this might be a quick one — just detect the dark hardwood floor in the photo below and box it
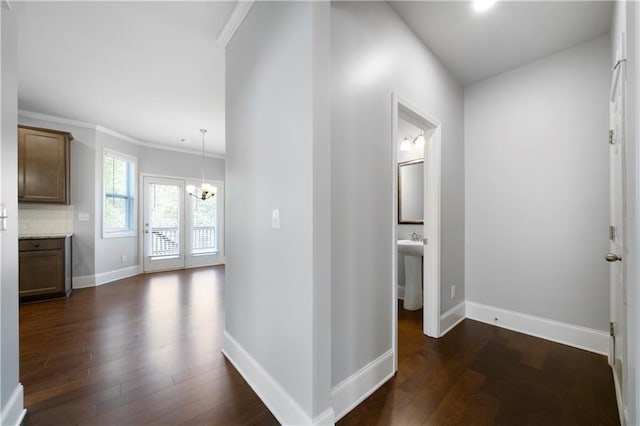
[21,267,619,425]
[20,266,278,425]
[339,304,620,425]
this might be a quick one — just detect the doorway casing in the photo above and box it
[391,93,442,371]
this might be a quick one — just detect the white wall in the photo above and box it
[331,1,465,387]
[612,1,640,423]
[465,35,610,331]
[224,1,331,422]
[0,4,24,424]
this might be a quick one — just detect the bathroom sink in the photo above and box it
[397,240,424,257]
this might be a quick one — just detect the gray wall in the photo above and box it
[138,146,225,181]
[464,35,610,331]
[225,1,331,419]
[1,4,21,419]
[331,1,465,386]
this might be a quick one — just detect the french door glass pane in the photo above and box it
[191,194,216,254]
[149,184,180,257]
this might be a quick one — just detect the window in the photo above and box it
[191,190,217,255]
[103,149,136,237]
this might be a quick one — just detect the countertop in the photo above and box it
[19,234,73,240]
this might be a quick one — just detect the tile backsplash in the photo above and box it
[18,204,74,236]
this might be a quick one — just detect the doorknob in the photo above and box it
[605,253,622,262]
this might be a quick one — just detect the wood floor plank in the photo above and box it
[339,302,619,426]
[20,266,278,425]
[21,267,619,425]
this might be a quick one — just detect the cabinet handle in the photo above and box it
[33,243,39,247]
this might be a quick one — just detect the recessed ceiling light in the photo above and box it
[473,0,497,12]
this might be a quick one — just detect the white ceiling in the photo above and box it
[390,1,613,86]
[15,1,235,156]
[16,1,613,156]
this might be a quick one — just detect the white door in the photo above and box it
[143,176,185,272]
[608,52,626,410]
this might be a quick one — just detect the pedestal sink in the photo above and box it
[398,240,424,311]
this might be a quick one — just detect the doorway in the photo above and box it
[142,175,223,273]
[392,94,441,370]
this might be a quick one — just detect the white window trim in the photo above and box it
[102,148,138,239]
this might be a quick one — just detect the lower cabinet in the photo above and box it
[19,236,72,302]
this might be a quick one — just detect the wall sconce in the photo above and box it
[400,130,425,152]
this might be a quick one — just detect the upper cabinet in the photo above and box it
[18,125,72,204]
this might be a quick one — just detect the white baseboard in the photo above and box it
[397,286,404,300]
[72,274,96,289]
[440,301,465,337]
[313,408,335,426]
[612,366,628,426]
[331,349,394,423]
[466,301,609,355]
[222,331,315,425]
[0,383,26,426]
[73,265,140,288]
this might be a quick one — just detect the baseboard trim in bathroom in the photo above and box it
[221,331,314,425]
[465,301,609,355]
[397,286,404,300]
[439,301,465,337]
[331,349,394,423]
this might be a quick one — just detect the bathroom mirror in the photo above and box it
[398,159,424,224]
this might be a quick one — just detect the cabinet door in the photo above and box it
[18,127,70,203]
[19,250,65,297]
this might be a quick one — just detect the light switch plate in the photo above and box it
[271,208,280,229]
[78,213,90,222]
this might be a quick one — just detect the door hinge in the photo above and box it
[609,129,616,145]
[610,321,616,337]
[609,225,617,241]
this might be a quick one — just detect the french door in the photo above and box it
[142,175,221,273]
[143,177,185,272]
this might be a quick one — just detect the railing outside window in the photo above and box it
[151,227,179,256]
[192,226,216,254]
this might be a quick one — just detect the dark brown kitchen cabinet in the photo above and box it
[18,125,72,204]
[19,236,72,302]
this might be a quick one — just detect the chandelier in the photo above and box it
[186,129,215,201]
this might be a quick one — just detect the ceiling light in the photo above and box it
[186,129,215,201]
[473,0,497,12]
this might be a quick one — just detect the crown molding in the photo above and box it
[216,0,255,49]
[97,125,225,159]
[18,109,95,130]
[18,110,225,159]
